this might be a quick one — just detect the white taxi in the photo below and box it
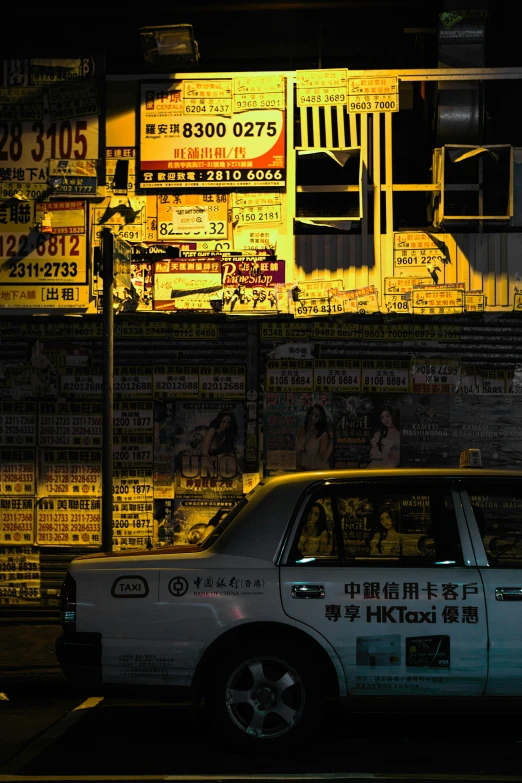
[57,462,522,749]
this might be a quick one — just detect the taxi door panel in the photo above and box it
[280,481,488,697]
[281,565,487,696]
[462,484,522,695]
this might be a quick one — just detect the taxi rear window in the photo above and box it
[288,481,464,567]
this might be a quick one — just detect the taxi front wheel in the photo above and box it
[206,643,325,749]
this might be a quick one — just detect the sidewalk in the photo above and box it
[0,624,67,694]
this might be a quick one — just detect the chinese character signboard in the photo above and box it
[139,80,286,188]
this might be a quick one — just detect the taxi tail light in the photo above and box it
[60,572,76,632]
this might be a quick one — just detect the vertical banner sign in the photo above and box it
[296,69,348,107]
[348,76,399,113]
[139,80,285,188]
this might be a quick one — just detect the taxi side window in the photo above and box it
[337,488,463,566]
[469,488,522,567]
[292,496,339,563]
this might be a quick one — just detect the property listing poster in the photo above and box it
[173,401,246,495]
[0,546,41,604]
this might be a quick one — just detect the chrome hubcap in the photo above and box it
[225,656,305,738]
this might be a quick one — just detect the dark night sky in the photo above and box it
[2,0,519,76]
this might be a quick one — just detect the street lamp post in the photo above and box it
[101,227,114,552]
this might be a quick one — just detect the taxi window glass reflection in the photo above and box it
[337,490,462,565]
[295,496,338,561]
[469,489,522,567]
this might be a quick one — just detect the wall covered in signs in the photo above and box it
[2,59,522,609]
[2,314,522,607]
[2,65,522,319]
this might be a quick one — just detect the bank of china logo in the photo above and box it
[168,576,189,597]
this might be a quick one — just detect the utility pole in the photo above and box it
[101,227,114,551]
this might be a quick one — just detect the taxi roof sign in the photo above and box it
[459,448,483,468]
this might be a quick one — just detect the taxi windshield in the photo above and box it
[198,479,264,549]
[199,497,248,549]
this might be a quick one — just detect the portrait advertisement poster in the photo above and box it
[154,498,239,546]
[173,401,245,496]
[449,395,522,468]
[400,394,451,467]
[332,394,403,470]
[264,392,334,475]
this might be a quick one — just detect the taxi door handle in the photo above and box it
[495,587,522,601]
[292,584,325,599]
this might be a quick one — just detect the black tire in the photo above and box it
[205,642,325,751]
